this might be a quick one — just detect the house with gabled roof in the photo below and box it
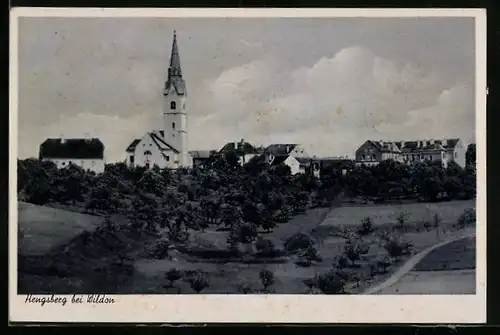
[219,139,261,165]
[125,130,182,169]
[39,137,105,173]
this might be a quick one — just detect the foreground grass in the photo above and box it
[18,199,476,294]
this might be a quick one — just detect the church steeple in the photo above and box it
[164,30,186,96]
[169,31,182,77]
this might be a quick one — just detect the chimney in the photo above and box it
[430,139,434,145]
[60,134,65,144]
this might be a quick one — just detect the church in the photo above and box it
[125,31,192,169]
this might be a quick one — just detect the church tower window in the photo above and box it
[172,122,176,129]
[170,101,176,110]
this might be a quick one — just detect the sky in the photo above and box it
[17,17,476,162]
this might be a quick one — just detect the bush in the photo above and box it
[237,283,255,294]
[343,243,364,266]
[334,254,349,269]
[316,270,345,294]
[357,217,374,236]
[457,208,476,228]
[255,238,276,256]
[296,246,322,267]
[284,233,316,252]
[147,237,171,260]
[165,268,182,287]
[259,269,275,291]
[433,213,442,229]
[375,256,392,274]
[184,271,209,294]
[396,212,409,229]
[384,237,413,261]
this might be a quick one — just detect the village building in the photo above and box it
[125,31,191,169]
[355,138,467,168]
[219,140,262,166]
[189,150,214,168]
[39,137,105,173]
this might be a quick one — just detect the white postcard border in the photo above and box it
[9,7,487,324]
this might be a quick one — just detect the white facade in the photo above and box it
[43,158,105,174]
[126,131,180,169]
[163,85,189,167]
[283,156,302,175]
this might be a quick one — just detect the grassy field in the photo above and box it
[17,199,476,294]
[17,202,103,256]
[320,200,476,228]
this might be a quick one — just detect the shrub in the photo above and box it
[237,283,255,294]
[184,271,209,294]
[284,233,315,252]
[343,243,362,266]
[433,213,442,229]
[303,278,317,292]
[147,237,171,260]
[316,270,345,294]
[357,217,374,236]
[296,246,323,267]
[259,269,275,291]
[396,212,409,229]
[384,237,413,261]
[376,256,392,274]
[334,254,349,269]
[457,208,476,228]
[255,238,276,256]
[165,268,182,287]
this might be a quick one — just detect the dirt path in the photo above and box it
[365,234,476,294]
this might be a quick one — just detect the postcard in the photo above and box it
[9,7,487,323]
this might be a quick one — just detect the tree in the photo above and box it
[259,269,275,292]
[343,243,361,266]
[357,217,374,236]
[466,143,476,167]
[316,270,345,294]
[165,268,182,287]
[184,271,209,294]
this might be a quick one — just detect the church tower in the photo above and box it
[163,31,190,167]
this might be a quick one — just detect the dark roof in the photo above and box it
[149,132,179,153]
[39,138,104,159]
[265,144,298,156]
[270,155,290,166]
[164,31,186,96]
[220,141,259,154]
[189,150,213,159]
[126,139,141,152]
[125,131,179,154]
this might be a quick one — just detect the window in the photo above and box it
[429,156,433,161]
[170,101,176,110]
[92,160,95,166]
[454,152,458,158]
[361,155,365,160]
[144,150,152,156]
[372,154,376,160]
[172,122,176,129]
[130,155,134,164]
[62,162,66,166]
[145,163,150,169]
[166,156,170,162]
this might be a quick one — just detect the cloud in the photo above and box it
[191,45,474,157]
[18,45,474,162]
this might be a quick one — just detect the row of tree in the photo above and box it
[17,146,476,248]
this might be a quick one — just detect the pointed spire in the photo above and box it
[169,30,182,77]
[164,30,186,96]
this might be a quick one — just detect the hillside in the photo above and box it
[18,202,104,256]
